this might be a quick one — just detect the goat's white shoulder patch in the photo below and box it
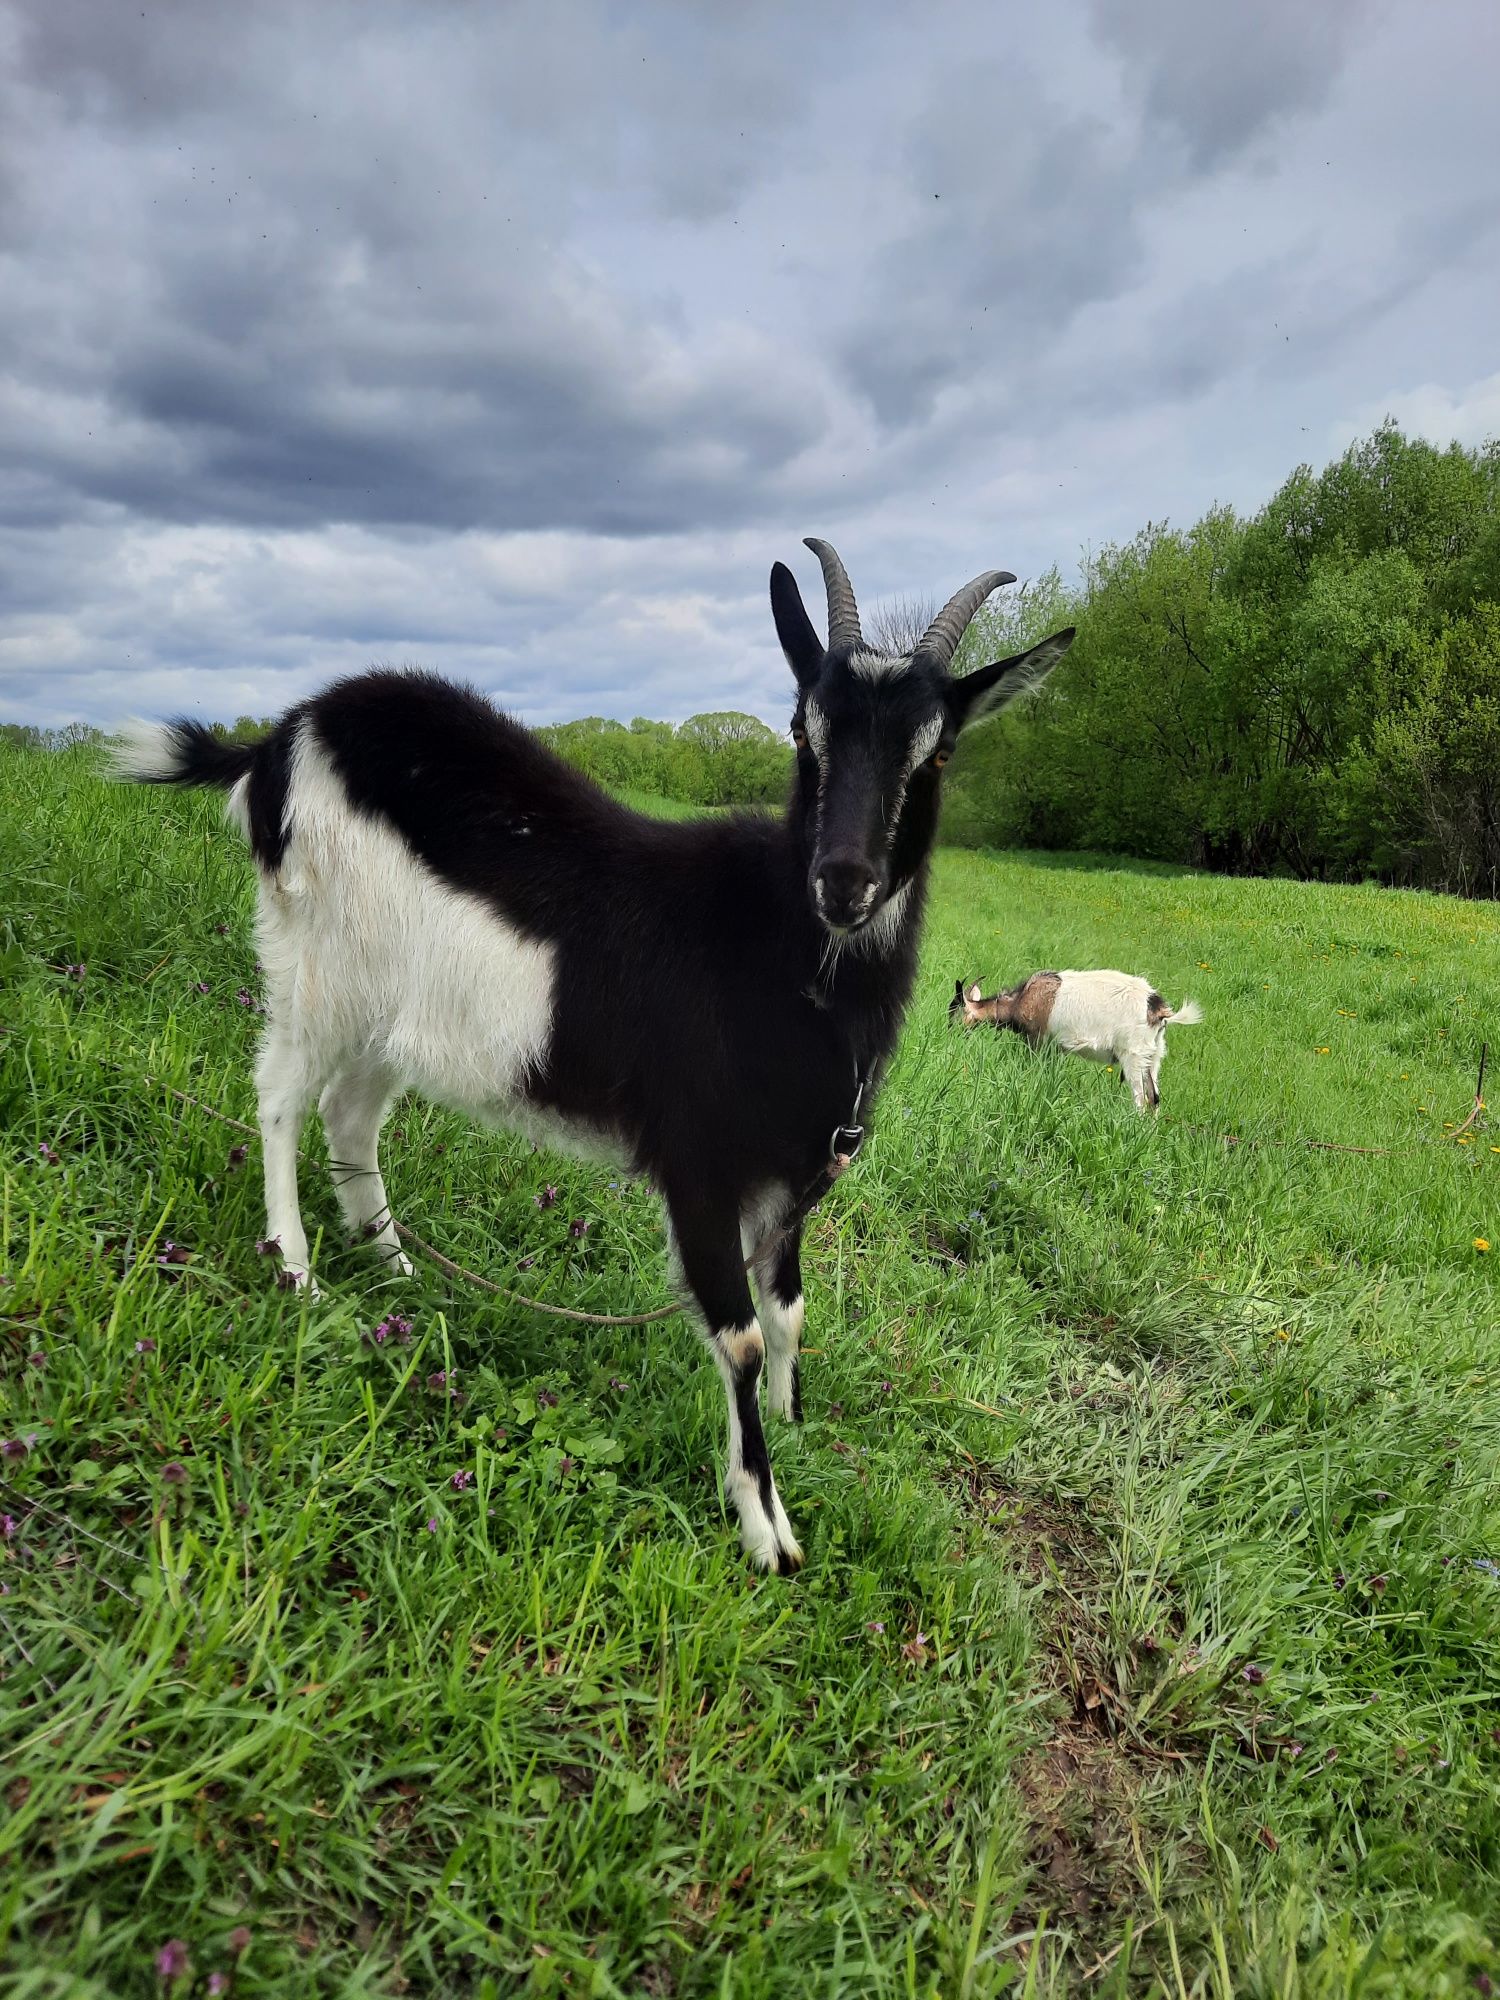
[259,724,557,1114]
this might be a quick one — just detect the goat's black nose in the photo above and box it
[813,852,881,928]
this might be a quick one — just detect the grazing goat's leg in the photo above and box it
[255,1023,320,1291]
[1145,1052,1163,1111]
[1120,1049,1152,1112]
[753,1219,806,1424]
[671,1183,803,1574]
[320,1059,413,1274]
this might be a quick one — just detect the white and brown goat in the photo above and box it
[950,971,1201,1110]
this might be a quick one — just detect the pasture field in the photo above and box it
[2,741,1498,1998]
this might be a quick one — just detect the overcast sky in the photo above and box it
[2,0,1497,731]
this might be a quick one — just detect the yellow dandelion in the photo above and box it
[1315,1046,1330,1055]
[1197,961,1211,970]
[1475,1238,1491,1254]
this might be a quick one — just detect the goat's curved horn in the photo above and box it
[803,538,863,655]
[913,569,1017,674]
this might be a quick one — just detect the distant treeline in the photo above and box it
[9,424,1497,893]
[943,422,1500,897]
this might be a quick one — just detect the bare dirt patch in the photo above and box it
[953,1467,1191,1971]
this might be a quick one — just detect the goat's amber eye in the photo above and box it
[930,749,951,769]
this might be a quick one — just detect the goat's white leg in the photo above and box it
[671,1185,803,1573]
[751,1217,805,1423]
[1120,1049,1152,1112]
[320,1060,413,1274]
[256,1024,321,1293]
[1145,1052,1163,1111]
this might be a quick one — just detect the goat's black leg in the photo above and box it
[752,1217,805,1424]
[667,1183,803,1574]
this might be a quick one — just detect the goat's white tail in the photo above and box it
[110,718,258,792]
[1169,998,1203,1027]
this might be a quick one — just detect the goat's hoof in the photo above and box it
[739,1518,804,1575]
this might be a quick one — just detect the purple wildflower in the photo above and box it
[568,1218,589,1239]
[558,1457,576,1476]
[866,1620,885,1634]
[374,1314,413,1343]
[64,962,86,981]
[534,1184,559,1210]
[157,1241,191,1267]
[227,1145,247,1169]
[207,1975,229,1997]
[235,987,256,1009]
[229,1928,251,1956]
[426,1517,439,1533]
[37,1142,60,1166]
[517,1257,535,1271]
[161,1461,190,1486]
[426,1370,449,1392]
[1,1516,16,1540]
[450,1469,474,1491]
[195,981,211,996]
[1,1439,28,1463]
[608,1377,629,1393]
[26,1351,44,1369]
[214,922,229,935]
[536,1389,559,1410]
[255,1236,281,1259]
[156,1939,190,1981]
[1242,1664,1266,1685]
[135,1337,158,1355]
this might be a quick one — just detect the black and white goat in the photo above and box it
[950,971,1202,1109]
[118,541,1073,1572]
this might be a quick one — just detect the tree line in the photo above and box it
[944,422,1500,897]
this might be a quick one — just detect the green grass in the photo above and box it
[2,743,1498,1998]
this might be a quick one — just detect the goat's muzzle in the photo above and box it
[811,849,882,933]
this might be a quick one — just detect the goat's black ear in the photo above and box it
[953,978,965,1001]
[951,627,1075,730]
[770,561,825,689]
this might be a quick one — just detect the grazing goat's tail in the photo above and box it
[110,719,258,792]
[1169,998,1203,1027]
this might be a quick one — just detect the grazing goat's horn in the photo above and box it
[913,570,1017,674]
[803,538,863,655]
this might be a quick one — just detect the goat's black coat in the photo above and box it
[169,668,923,1216]
[141,547,1074,1572]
